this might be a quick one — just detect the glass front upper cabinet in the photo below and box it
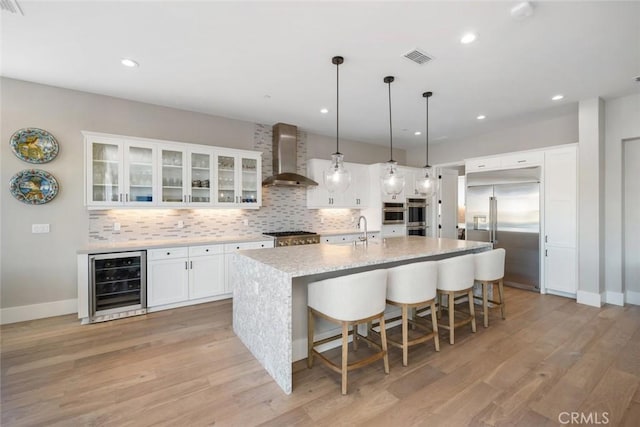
[189,151,213,205]
[159,148,185,204]
[90,140,122,205]
[240,156,259,205]
[124,144,155,204]
[217,155,236,204]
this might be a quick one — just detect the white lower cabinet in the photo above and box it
[224,240,274,293]
[321,232,380,244]
[147,244,225,308]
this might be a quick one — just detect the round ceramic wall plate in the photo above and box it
[9,169,59,205]
[10,128,59,163]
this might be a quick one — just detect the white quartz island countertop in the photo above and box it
[237,236,491,277]
[232,236,492,395]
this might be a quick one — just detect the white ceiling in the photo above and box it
[2,1,639,149]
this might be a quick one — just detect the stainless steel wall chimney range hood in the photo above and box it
[262,123,319,187]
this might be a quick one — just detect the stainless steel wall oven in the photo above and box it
[382,202,406,224]
[89,251,147,322]
[406,198,428,236]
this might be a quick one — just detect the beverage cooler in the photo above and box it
[89,251,147,322]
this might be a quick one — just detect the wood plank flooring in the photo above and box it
[2,288,639,426]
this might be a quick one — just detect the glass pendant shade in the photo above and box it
[324,153,351,193]
[381,161,405,195]
[415,166,435,196]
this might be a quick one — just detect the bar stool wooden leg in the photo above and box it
[430,302,440,352]
[448,292,455,345]
[353,324,359,351]
[379,315,390,374]
[498,279,506,319]
[401,305,409,367]
[307,307,314,368]
[482,281,489,328]
[468,289,477,333]
[341,322,349,395]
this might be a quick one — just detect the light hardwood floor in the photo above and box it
[2,288,639,426]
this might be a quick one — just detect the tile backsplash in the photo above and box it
[88,124,360,242]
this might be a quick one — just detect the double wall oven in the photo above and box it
[383,198,430,236]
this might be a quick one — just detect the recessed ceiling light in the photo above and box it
[320,108,329,114]
[460,33,477,44]
[414,131,422,136]
[551,94,564,101]
[121,58,139,68]
[477,115,486,120]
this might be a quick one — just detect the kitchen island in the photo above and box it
[231,236,491,394]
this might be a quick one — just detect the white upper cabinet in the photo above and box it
[216,150,261,208]
[465,151,543,173]
[86,134,157,207]
[306,159,370,208]
[84,132,261,209]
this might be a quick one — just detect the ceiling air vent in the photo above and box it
[1,0,24,15]
[403,48,433,65]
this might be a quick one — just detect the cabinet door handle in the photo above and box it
[545,249,548,257]
[478,165,485,168]
[189,195,192,203]
[190,261,193,269]
[166,252,171,255]
[185,261,188,269]
[126,193,129,202]
[517,160,526,163]
[119,193,123,202]
[205,248,209,252]
[545,235,548,243]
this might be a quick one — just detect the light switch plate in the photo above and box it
[113,222,121,231]
[32,224,50,233]
[177,220,184,228]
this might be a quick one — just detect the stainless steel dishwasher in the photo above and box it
[89,251,147,322]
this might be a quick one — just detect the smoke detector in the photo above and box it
[403,48,433,65]
[511,2,534,20]
[1,0,24,15]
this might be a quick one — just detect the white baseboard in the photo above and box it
[0,299,77,325]
[626,290,640,306]
[604,291,625,306]
[576,290,603,308]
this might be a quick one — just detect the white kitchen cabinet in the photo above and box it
[306,159,369,208]
[147,245,225,308]
[465,150,543,173]
[224,240,274,293]
[437,168,459,239]
[188,245,225,299]
[147,248,190,307]
[544,145,577,295]
[84,131,261,209]
[321,231,380,244]
[85,133,157,207]
[381,224,406,237]
[216,150,262,208]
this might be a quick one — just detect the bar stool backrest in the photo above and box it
[387,261,438,304]
[437,254,475,292]
[474,248,506,282]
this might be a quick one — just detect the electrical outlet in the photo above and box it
[320,217,325,224]
[351,216,355,223]
[113,222,121,231]
[32,224,50,233]
[177,220,184,229]
[243,219,249,226]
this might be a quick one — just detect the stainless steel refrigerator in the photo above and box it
[466,167,540,291]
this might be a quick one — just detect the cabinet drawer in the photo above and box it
[189,245,224,257]
[224,240,273,252]
[322,234,356,244]
[148,247,188,260]
[500,152,543,168]
[465,157,501,172]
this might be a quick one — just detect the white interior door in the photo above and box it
[624,138,640,296]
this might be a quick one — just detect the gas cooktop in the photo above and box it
[263,231,320,246]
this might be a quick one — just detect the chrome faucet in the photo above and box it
[357,215,368,245]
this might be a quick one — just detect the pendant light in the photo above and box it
[415,91,436,196]
[381,76,405,196]
[323,56,351,193]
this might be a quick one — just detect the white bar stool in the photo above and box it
[437,254,477,345]
[307,269,390,395]
[384,261,440,366]
[474,248,506,328]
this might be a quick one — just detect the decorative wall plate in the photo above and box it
[10,128,59,163]
[9,169,59,204]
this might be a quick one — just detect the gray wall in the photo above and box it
[406,111,579,166]
[604,93,640,296]
[0,78,397,310]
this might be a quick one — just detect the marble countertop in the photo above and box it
[77,234,275,254]
[238,236,491,277]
